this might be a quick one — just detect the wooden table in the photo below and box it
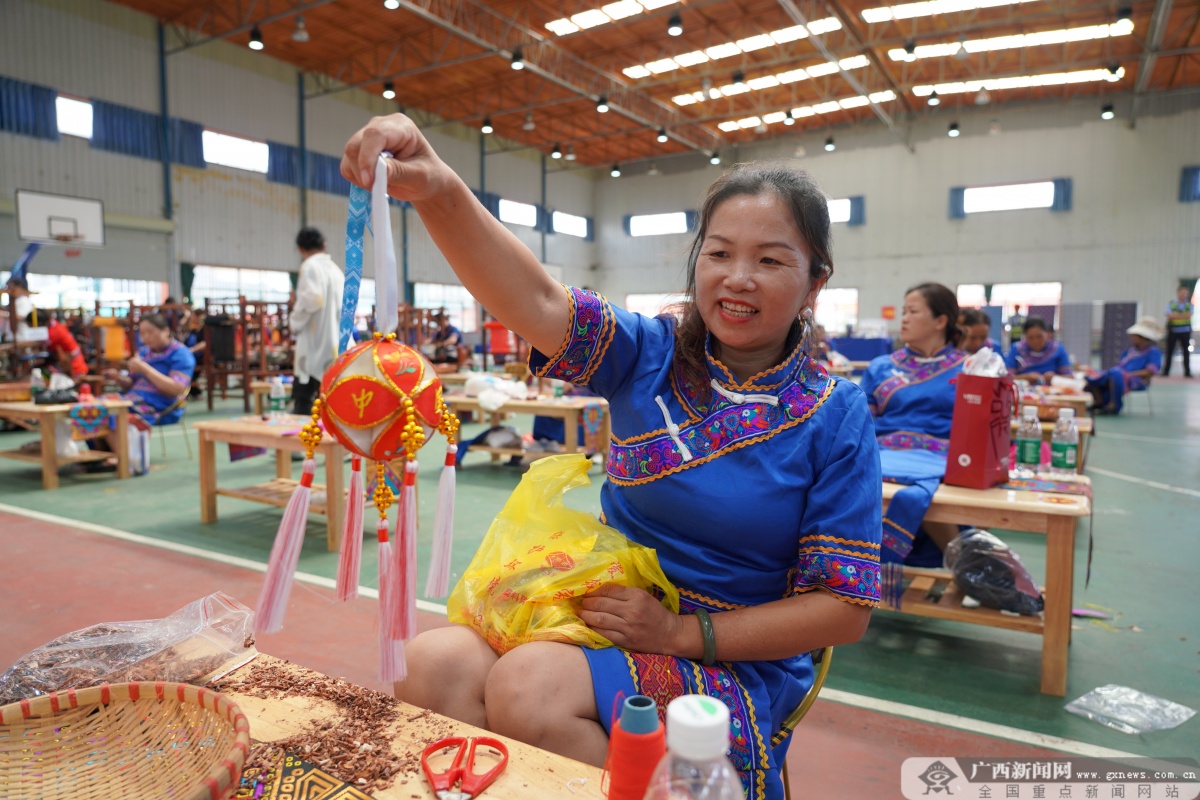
[222,656,604,799]
[1009,416,1095,469]
[437,372,471,391]
[194,416,347,551]
[881,478,1090,696]
[443,394,611,468]
[0,399,131,489]
[1028,389,1092,415]
[248,381,293,417]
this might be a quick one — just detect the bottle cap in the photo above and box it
[619,695,659,735]
[1057,407,1074,419]
[1022,405,1038,419]
[665,694,730,761]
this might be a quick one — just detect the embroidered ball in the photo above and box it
[320,336,445,461]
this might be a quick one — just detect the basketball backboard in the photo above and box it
[15,189,105,247]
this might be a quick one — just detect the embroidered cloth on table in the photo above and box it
[999,477,1093,498]
[878,447,947,565]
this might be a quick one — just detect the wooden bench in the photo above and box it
[881,478,1090,696]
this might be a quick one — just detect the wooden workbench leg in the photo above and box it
[490,412,503,463]
[199,431,218,523]
[325,447,345,552]
[563,410,580,456]
[40,412,60,490]
[255,391,264,418]
[276,448,292,479]
[114,408,130,480]
[1041,516,1077,696]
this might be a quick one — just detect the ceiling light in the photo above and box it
[955,37,969,59]
[904,40,916,62]
[480,116,493,134]
[702,77,720,100]
[522,113,535,131]
[1107,63,1121,78]
[610,163,621,177]
[551,143,562,159]
[291,15,309,42]
[1117,5,1132,21]
[824,136,835,152]
[948,121,960,137]
[988,118,1002,135]
[248,25,264,50]
[656,127,668,143]
[667,13,683,36]
[914,66,1127,97]
[647,163,660,176]
[1101,103,1115,120]
[783,110,796,125]
[384,0,400,7]
[709,151,720,165]
[511,47,525,70]
[565,146,576,161]
[596,95,609,113]
[975,88,991,105]
[733,70,746,87]
[382,81,395,100]
[928,90,941,106]
[861,0,1038,24]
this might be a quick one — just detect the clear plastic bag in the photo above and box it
[943,529,1044,616]
[0,592,257,703]
[1065,685,1197,734]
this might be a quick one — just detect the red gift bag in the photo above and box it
[944,374,1014,490]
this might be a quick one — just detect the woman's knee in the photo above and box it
[394,626,496,705]
[483,643,595,739]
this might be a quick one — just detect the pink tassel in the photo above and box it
[335,456,365,601]
[379,633,407,683]
[255,459,314,635]
[425,444,458,597]
[377,519,406,679]
[395,460,419,640]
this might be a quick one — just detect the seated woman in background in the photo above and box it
[430,315,462,364]
[957,308,994,355]
[859,283,965,565]
[1085,316,1163,414]
[1004,317,1072,383]
[103,313,196,427]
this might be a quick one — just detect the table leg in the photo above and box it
[490,411,503,463]
[114,407,130,480]
[562,409,581,456]
[39,411,60,490]
[199,430,218,523]
[255,391,264,417]
[1041,515,1077,696]
[276,448,292,479]
[324,446,345,552]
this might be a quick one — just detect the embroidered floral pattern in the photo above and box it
[876,431,950,456]
[789,543,881,606]
[873,347,966,414]
[534,287,615,384]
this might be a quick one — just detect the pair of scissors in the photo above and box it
[420,736,510,800]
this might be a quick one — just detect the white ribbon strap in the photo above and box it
[709,379,780,406]
[654,395,693,462]
[372,152,399,336]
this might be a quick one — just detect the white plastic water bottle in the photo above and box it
[1050,407,1079,476]
[269,376,286,418]
[1015,405,1042,477]
[643,695,745,800]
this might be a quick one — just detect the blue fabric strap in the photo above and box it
[340,185,370,354]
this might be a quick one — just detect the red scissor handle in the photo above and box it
[422,736,469,793]
[458,737,509,797]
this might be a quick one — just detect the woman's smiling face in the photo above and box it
[695,191,819,370]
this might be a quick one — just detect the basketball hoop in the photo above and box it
[54,233,83,258]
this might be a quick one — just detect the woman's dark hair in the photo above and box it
[674,161,833,389]
[906,282,961,348]
[958,308,989,327]
[1023,316,1050,333]
[296,227,325,251]
[140,313,171,332]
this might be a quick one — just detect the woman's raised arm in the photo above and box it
[342,114,571,358]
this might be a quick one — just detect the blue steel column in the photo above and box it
[157,23,172,222]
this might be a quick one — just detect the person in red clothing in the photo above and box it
[29,313,88,379]
[482,309,517,366]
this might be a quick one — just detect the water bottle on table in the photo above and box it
[1014,405,1042,478]
[269,376,286,418]
[1049,407,1079,476]
[643,694,745,800]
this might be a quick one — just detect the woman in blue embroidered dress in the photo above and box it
[859,284,965,564]
[342,115,881,800]
[1085,316,1163,414]
[1004,317,1072,384]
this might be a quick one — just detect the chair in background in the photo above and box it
[777,647,833,800]
[1124,383,1154,415]
[142,394,194,460]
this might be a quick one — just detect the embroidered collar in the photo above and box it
[704,329,806,392]
[890,344,960,372]
[1017,340,1056,361]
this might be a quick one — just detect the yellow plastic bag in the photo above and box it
[448,454,679,654]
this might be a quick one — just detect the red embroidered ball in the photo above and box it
[320,336,445,461]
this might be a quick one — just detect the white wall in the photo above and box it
[596,101,1200,325]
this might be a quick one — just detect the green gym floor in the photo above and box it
[1,375,1197,794]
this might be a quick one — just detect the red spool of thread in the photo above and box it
[604,694,666,800]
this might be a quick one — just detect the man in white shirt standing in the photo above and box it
[291,227,343,417]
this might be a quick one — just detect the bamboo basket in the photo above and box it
[0,681,250,800]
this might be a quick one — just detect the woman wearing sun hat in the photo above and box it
[1084,315,1164,414]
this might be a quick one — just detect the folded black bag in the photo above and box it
[34,389,79,405]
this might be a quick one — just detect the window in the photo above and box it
[55,96,92,139]
[552,210,589,238]
[964,181,1054,213]
[813,287,859,337]
[628,211,689,237]
[498,198,538,228]
[956,281,1062,326]
[202,130,269,173]
[414,282,478,333]
[827,198,851,224]
[0,272,166,310]
[625,292,687,318]
[191,265,292,306]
